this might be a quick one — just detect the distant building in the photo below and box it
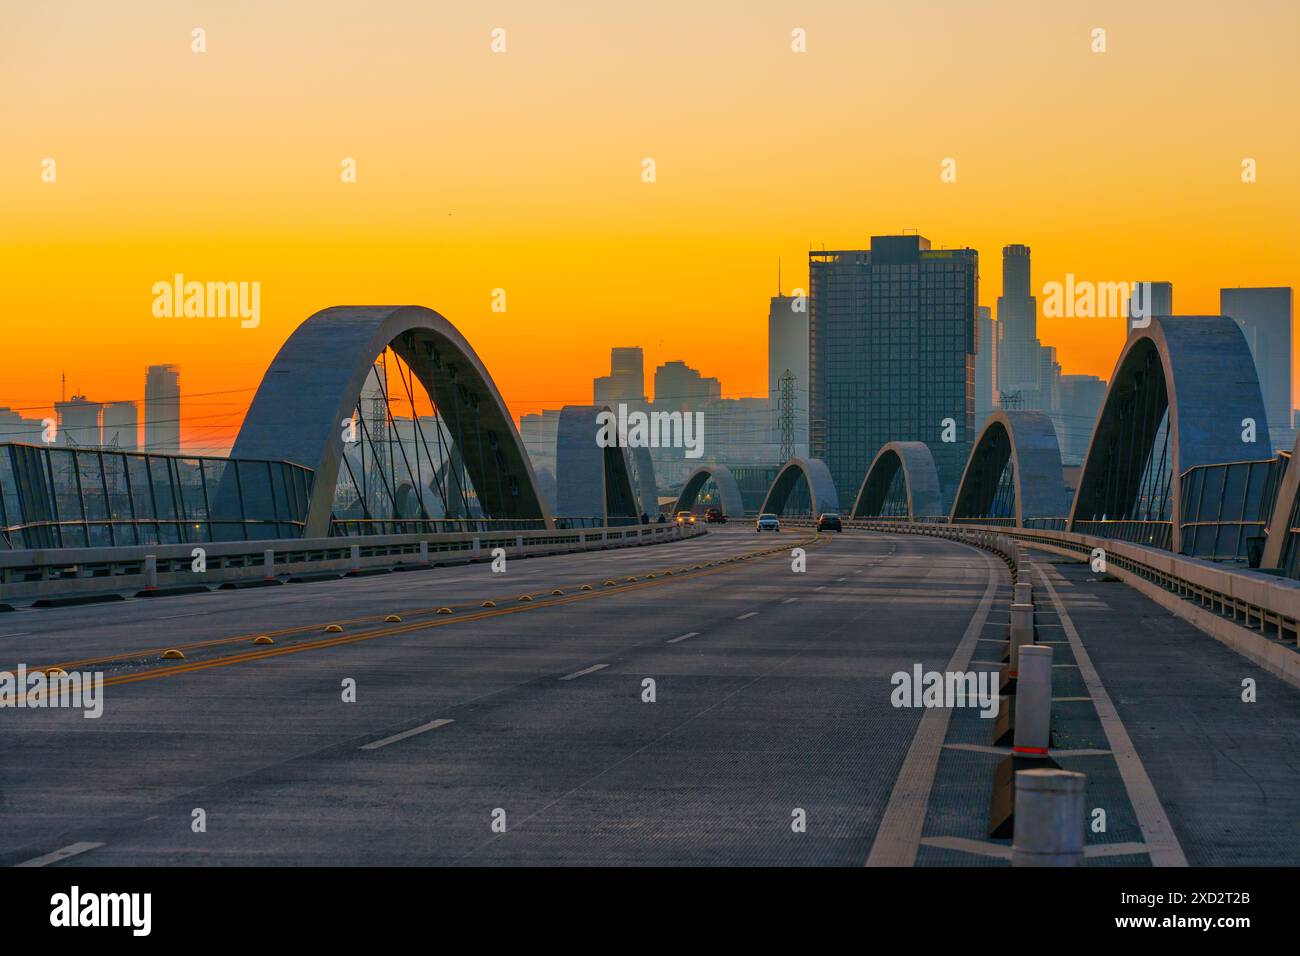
[55,395,101,448]
[996,244,1059,415]
[1125,281,1173,340]
[809,234,978,499]
[768,294,809,458]
[519,408,561,475]
[0,407,45,444]
[144,364,181,454]
[1056,374,1107,465]
[975,306,998,429]
[1221,287,1294,451]
[102,401,139,451]
[653,360,720,410]
[593,347,647,407]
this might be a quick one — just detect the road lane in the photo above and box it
[0,529,999,866]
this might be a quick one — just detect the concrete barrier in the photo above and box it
[0,523,705,604]
[1014,645,1052,755]
[1009,603,1034,674]
[1011,769,1086,867]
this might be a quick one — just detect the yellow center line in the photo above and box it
[95,534,821,688]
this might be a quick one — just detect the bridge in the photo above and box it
[3,306,1300,868]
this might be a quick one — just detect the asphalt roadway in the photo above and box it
[3,525,1299,866]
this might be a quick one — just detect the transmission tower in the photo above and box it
[778,369,796,463]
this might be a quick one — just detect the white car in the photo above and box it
[755,513,780,532]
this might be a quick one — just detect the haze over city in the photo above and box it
[3,0,1298,454]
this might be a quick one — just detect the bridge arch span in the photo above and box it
[759,457,840,517]
[230,305,552,536]
[674,464,745,518]
[1069,315,1268,552]
[554,405,640,524]
[950,411,1066,525]
[851,441,943,519]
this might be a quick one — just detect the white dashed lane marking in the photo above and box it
[558,663,608,681]
[16,842,105,867]
[361,718,455,751]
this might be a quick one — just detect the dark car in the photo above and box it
[817,512,843,532]
[704,508,727,524]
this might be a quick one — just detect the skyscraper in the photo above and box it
[768,293,809,458]
[102,401,139,451]
[1221,287,1294,449]
[593,347,647,407]
[808,234,978,499]
[144,364,181,454]
[975,305,998,428]
[996,244,1037,400]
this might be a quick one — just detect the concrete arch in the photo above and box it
[951,410,1067,524]
[1070,315,1269,552]
[230,306,552,536]
[674,463,745,518]
[628,445,659,518]
[759,457,841,516]
[851,441,943,519]
[554,405,640,523]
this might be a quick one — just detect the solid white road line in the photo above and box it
[736,611,757,620]
[16,841,105,867]
[865,547,999,868]
[667,632,700,644]
[558,663,608,681]
[1036,564,1188,867]
[360,718,455,751]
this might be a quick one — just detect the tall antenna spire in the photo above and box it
[777,257,782,297]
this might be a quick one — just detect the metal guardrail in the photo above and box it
[0,522,704,604]
[831,517,1300,653]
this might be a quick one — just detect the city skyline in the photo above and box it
[4,1,1299,452]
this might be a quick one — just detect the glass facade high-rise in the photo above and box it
[808,234,978,501]
[144,364,181,454]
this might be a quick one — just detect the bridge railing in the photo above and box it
[0,521,703,605]
[835,516,1300,682]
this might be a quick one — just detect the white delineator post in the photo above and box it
[1014,644,1052,755]
[1011,768,1086,867]
[350,544,360,574]
[1015,581,1032,605]
[1009,602,1034,675]
[472,537,481,560]
[263,548,275,582]
[143,554,158,591]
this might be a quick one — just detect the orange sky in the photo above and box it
[2,0,1297,453]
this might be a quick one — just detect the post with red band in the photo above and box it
[1014,644,1052,755]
